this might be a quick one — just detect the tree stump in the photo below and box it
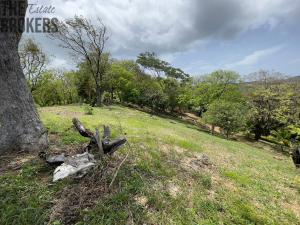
[72,118,127,156]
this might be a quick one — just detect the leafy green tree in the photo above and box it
[32,71,63,106]
[137,52,189,79]
[289,80,300,126]
[75,67,96,104]
[117,60,143,76]
[114,60,143,103]
[136,76,167,110]
[75,53,111,105]
[178,81,196,111]
[191,70,243,116]
[136,52,169,77]
[162,78,181,112]
[59,71,79,104]
[32,70,79,106]
[163,66,189,80]
[203,100,247,138]
[104,60,135,103]
[247,84,293,140]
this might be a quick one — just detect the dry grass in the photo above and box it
[48,154,126,225]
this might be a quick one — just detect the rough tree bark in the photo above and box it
[95,85,103,107]
[0,0,48,153]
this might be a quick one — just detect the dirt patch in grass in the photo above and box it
[160,144,187,154]
[282,201,300,220]
[0,151,36,175]
[134,195,148,207]
[167,182,181,197]
[180,152,213,172]
[152,180,164,191]
[49,134,61,145]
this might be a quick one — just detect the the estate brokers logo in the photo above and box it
[0,0,58,33]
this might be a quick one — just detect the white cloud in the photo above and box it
[225,45,284,68]
[183,59,214,74]
[21,0,299,74]
[25,0,299,56]
[290,58,300,64]
[47,57,74,70]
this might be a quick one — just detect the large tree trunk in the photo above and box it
[95,85,103,106]
[253,124,263,140]
[110,88,114,103]
[0,0,48,153]
[254,131,261,141]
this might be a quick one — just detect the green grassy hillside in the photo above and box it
[1,105,300,225]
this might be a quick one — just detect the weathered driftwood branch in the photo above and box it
[72,118,126,155]
[95,128,104,156]
[72,118,94,138]
[46,154,66,165]
[103,125,111,141]
[43,118,127,169]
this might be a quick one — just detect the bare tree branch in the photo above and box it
[48,16,110,106]
[19,39,48,92]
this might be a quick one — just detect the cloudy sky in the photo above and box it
[24,0,300,76]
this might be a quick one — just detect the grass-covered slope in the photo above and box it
[1,105,300,225]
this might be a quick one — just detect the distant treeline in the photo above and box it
[19,32,300,145]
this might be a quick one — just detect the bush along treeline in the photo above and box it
[19,20,300,145]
